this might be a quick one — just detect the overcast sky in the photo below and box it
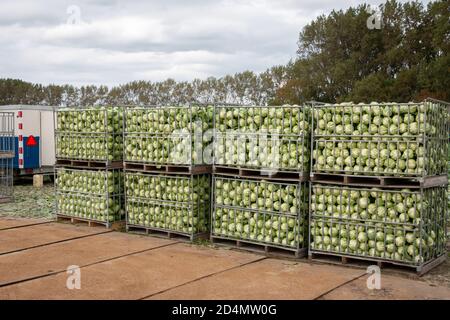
[0,0,429,87]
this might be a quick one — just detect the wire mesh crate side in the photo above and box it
[309,182,447,266]
[55,132,123,162]
[123,105,213,166]
[55,167,124,196]
[56,192,123,223]
[309,216,442,266]
[310,183,447,227]
[211,176,308,249]
[311,99,450,177]
[55,107,124,162]
[214,105,311,136]
[124,171,211,235]
[311,136,446,177]
[0,157,13,199]
[213,132,310,172]
[0,112,15,153]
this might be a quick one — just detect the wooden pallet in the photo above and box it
[0,151,14,159]
[56,159,123,169]
[126,224,208,242]
[56,214,125,230]
[124,162,212,175]
[309,251,447,276]
[213,165,308,182]
[311,173,448,188]
[210,235,306,258]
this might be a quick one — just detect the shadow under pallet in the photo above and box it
[126,224,209,242]
[210,235,307,259]
[311,173,448,188]
[308,250,447,276]
[213,165,308,182]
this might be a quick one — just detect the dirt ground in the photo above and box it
[0,182,54,219]
[0,217,448,300]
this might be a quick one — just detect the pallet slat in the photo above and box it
[56,214,125,230]
[126,224,208,241]
[124,162,212,175]
[311,173,448,188]
[213,165,308,182]
[56,159,123,169]
[309,251,447,275]
[211,235,306,258]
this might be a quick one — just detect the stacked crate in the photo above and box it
[123,106,213,240]
[309,99,449,273]
[0,112,14,203]
[54,107,125,228]
[211,105,311,257]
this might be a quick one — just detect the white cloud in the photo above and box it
[0,0,431,86]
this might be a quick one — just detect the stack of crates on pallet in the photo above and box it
[123,106,213,240]
[0,112,14,203]
[309,99,449,273]
[54,107,125,228]
[211,105,311,257]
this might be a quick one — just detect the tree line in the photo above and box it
[0,0,448,107]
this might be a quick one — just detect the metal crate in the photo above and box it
[55,107,124,162]
[309,183,447,269]
[125,172,211,238]
[55,167,124,226]
[211,176,309,252]
[311,99,450,177]
[0,112,14,203]
[124,105,213,166]
[214,105,311,173]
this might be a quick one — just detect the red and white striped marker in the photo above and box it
[17,111,24,169]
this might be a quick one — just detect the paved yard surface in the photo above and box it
[0,217,448,300]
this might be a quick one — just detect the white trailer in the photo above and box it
[0,105,55,175]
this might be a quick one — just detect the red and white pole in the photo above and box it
[17,111,24,169]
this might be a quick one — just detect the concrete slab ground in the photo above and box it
[148,258,366,300]
[0,232,176,286]
[0,217,50,230]
[0,243,263,300]
[0,223,108,255]
[0,218,448,300]
[320,274,450,300]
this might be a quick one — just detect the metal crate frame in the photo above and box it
[124,171,211,238]
[0,112,14,203]
[211,175,309,252]
[213,105,311,174]
[309,183,447,269]
[54,107,124,163]
[123,105,213,166]
[311,98,450,177]
[55,167,124,227]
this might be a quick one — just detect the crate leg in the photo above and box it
[341,256,348,264]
